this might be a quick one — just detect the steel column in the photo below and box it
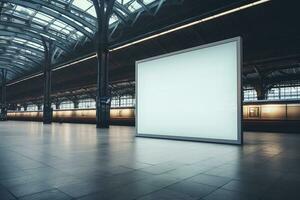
[42,38,54,124]
[93,0,115,128]
[96,48,110,128]
[0,69,7,121]
[55,103,60,110]
[73,100,79,109]
[254,82,268,100]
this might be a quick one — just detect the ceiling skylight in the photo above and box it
[0,0,165,81]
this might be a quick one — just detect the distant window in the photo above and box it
[51,104,56,110]
[111,96,120,108]
[267,88,280,100]
[111,95,135,108]
[27,104,38,111]
[244,89,257,101]
[280,86,300,99]
[267,83,300,100]
[78,99,96,109]
[60,101,74,110]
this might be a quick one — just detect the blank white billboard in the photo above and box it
[136,37,242,144]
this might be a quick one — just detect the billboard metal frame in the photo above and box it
[135,37,243,145]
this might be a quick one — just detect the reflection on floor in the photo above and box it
[0,121,299,200]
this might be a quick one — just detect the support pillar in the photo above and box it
[73,100,79,109]
[23,104,28,111]
[253,67,268,100]
[0,69,7,121]
[55,103,60,110]
[37,104,42,111]
[93,0,115,128]
[96,48,111,128]
[42,38,54,124]
[254,83,268,100]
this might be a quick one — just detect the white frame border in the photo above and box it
[135,37,243,145]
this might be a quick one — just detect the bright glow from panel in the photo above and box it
[136,38,241,143]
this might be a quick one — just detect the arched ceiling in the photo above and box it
[0,0,167,80]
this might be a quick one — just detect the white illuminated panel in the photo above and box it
[136,38,242,144]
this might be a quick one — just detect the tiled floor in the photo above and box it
[0,121,300,200]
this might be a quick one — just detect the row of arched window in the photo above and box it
[244,84,300,101]
[19,95,136,111]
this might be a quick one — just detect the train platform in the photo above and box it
[0,121,299,199]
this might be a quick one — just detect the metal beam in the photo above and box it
[1,0,94,39]
[25,0,96,31]
[114,1,133,17]
[0,42,44,57]
[136,0,151,14]
[0,54,40,67]
[0,59,31,73]
[0,69,7,121]
[0,53,41,66]
[0,19,75,48]
[0,29,69,52]
[154,0,165,15]
[0,66,21,76]
[50,0,97,22]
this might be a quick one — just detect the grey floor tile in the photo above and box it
[108,182,161,200]
[77,193,109,200]
[7,181,54,198]
[0,174,45,188]
[0,170,30,180]
[137,189,198,200]
[0,186,16,200]
[18,189,72,200]
[188,174,232,187]
[140,161,185,175]
[221,180,271,196]
[1,122,300,200]
[166,164,210,179]
[138,174,180,188]
[261,179,300,200]
[166,180,217,198]
[203,188,259,200]
[57,181,103,198]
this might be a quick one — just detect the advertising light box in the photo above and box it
[136,37,242,144]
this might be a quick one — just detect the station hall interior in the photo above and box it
[1,0,300,200]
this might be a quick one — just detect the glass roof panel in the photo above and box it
[35,12,54,22]
[0,0,165,81]
[72,0,93,11]
[50,24,63,32]
[118,0,131,4]
[13,38,27,44]
[52,20,68,28]
[32,18,48,26]
[144,0,156,5]
[109,14,119,25]
[128,2,142,12]
[86,7,97,17]
[15,5,35,16]
[60,28,71,35]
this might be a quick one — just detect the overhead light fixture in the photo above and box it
[53,54,97,71]
[7,0,270,86]
[7,54,97,86]
[7,73,43,86]
[109,0,271,51]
